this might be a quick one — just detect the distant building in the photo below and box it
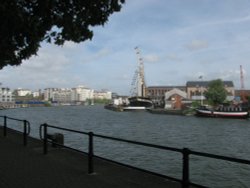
[147,80,235,106]
[16,88,32,96]
[52,88,72,103]
[32,89,43,98]
[44,86,95,103]
[94,90,112,100]
[146,86,186,101]
[44,88,59,101]
[186,81,235,101]
[164,88,188,109]
[71,86,94,102]
[0,87,14,102]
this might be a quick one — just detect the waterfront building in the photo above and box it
[186,81,235,101]
[32,89,43,98]
[94,90,112,100]
[0,87,15,109]
[32,91,40,98]
[44,86,95,104]
[71,86,94,102]
[16,88,32,96]
[44,88,59,101]
[0,87,14,102]
[164,88,188,109]
[52,88,72,103]
[147,86,186,101]
[147,80,235,108]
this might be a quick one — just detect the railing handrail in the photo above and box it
[41,123,250,165]
[94,133,183,153]
[45,124,89,135]
[0,115,26,122]
[40,123,182,153]
[39,123,250,188]
[2,118,250,187]
[0,115,31,145]
[190,150,250,165]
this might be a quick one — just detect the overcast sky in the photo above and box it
[1,0,250,95]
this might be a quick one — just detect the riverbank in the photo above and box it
[0,127,181,188]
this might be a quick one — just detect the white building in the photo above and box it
[94,90,112,100]
[32,91,40,98]
[52,88,72,103]
[44,88,59,101]
[43,86,111,103]
[16,88,32,96]
[71,86,94,102]
[0,87,14,102]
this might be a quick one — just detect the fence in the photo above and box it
[39,123,250,188]
[0,115,30,146]
[1,115,250,188]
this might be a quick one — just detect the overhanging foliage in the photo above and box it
[0,0,125,69]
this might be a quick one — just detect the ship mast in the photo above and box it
[240,65,247,102]
[130,47,146,97]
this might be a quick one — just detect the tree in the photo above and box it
[204,79,227,106]
[0,0,125,69]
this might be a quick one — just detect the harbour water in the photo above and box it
[1,105,250,187]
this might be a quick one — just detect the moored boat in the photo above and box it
[104,47,153,111]
[104,103,124,112]
[128,96,153,109]
[195,105,249,119]
[126,47,153,110]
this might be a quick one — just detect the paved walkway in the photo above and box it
[0,128,181,188]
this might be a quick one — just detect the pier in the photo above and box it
[0,127,181,188]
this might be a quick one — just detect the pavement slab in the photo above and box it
[0,127,181,188]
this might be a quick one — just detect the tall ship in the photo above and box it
[125,47,153,110]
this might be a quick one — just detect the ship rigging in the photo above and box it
[130,47,146,97]
[126,47,153,109]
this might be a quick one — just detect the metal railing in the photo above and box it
[39,123,94,174]
[39,123,250,188]
[1,116,250,188]
[0,115,31,146]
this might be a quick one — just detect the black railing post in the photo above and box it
[43,124,48,154]
[3,116,7,136]
[88,132,94,174]
[23,120,27,146]
[182,148,190,188]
